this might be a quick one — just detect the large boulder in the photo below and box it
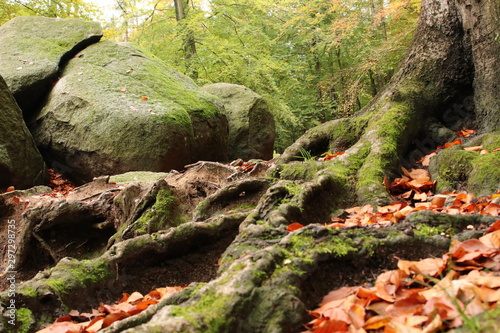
[0,16,103,116]
[0,75,47,189]
[30,41,228,183]
[202,83,275,160]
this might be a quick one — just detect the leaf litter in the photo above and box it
[300,132,500,332]
[36,286,185,333]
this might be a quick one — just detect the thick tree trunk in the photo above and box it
[0,0,498,332]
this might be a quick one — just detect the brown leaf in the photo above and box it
[397,257,446,277]
[479,229,500,249]
[464,145,483,151]
[102,311,129,328]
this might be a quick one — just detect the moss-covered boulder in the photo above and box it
[202,83,275,160]
[0,16,102,116]
[429,132,500,196]
[0,74,47,190]
[30,41,228,183]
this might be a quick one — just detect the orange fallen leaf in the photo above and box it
[141,96,149,101]
[322,151,345,161]
[363,315,391,330]
[456,128,477,138]
[479,229,500,249]
[430,195,446,208]
[6,186,15,192]
[397,257,446,277]
[438,138,462,149]
[286,222,304,232]
[485,220,500,233]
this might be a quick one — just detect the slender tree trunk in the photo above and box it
[174,0,198,80]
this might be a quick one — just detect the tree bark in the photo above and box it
[173,0,198,80]
[0,0,498,332]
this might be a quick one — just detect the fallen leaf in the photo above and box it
[456,128,477,138]
[437,138,462,149]
[485,220,500,233]
[479,229,500,249]
[286,222,304,232]
[464,145,483,151]
[397,257,446,277]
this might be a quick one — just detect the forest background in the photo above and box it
[0,0,421,152]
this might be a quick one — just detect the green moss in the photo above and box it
[428,131,500,196]
[168,289,237,332]
[4,308,34,333]
[18,286,37,298]
[356,101,419,204]
[429,146,476,192]
[278,161,326,181]
[480,131,500,151]
[468,152,500,196]
[44,278,68,294]
[44,259,111,295]
[414,223,446,237]
[135,188,187,235]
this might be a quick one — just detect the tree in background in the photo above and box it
[0,0,97,24]
[173,0,198,79]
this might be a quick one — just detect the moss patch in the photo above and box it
[429,144,499,196]
[135,188,188,235]
[43,258,111,295]
[356,101,417,205]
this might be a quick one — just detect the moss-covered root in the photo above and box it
[192,178,272,222]
[109,224,451,333]
[429,131,500,196]
[277,117,368,164]
[275,97,423,206]
[0,258,113,333]
[0,213,244,332]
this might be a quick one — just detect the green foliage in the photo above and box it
[128,0,419,151]
[1,0,419,151]
[0,0,98,25]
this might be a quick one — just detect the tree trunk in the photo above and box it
[1,0,499,332]
[174,0,198,80]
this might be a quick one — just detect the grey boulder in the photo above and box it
[202,83,275,160]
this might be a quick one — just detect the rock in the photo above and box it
[0,74,47,190]
[202,83,275,160]
[0,16,103,116]
[30,41,229,183]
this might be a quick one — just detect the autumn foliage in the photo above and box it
[37,287,184,333]
[305,229,500,333]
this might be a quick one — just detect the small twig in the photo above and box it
[80,188,122,202]
[75,240,89,250]
[32,232,59,264]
